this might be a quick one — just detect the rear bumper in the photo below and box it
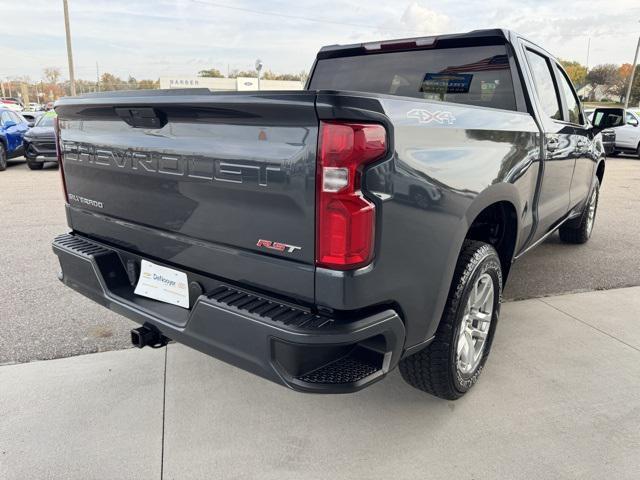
[52,233,405,393]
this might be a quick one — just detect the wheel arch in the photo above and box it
[596,158,605,186]
[462,184,521,282]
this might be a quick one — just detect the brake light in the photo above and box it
[316,121,386,270]
[54,116,68,202]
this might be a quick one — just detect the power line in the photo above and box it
[187,1,640,39]
[186,0,420,34]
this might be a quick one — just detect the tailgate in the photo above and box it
[55,90,318,301]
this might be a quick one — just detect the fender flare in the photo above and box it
[446,183,524,274]
[463,183,523,232]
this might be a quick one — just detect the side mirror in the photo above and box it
[628,117,639,127]
[3,120,17,128]
[591,107,625,133]
[27,121,35,128]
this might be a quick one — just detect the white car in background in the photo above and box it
[612,109,640,157]
[0,99,23,112]
[25,102,43,112]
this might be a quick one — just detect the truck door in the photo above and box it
[554,64,594,210]
[522,45,574,242]
[614,111,640,149]
[1,110,20,152]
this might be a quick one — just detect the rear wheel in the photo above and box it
[399,240,502,400]
[559,178,599,244]
[27,161,43,170]
[0,143,7,171]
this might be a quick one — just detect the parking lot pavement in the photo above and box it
[0,160,133,365]
[505,156,640,299]
[1,157,640,364]
[1,287,639,479]
[0,346,165,480]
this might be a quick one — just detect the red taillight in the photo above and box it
[316,121,387,270]
[54,116,68,202]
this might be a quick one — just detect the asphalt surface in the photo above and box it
[506,154,640,299]
[1,156,640,364]
[2,288,640,479]
[0,159,133,365]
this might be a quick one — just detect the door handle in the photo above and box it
[546,135,560,152]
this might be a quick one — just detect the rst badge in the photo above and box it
[256,239,301,254]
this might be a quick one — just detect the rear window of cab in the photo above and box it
[309,44,517,111]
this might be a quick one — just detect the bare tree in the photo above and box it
[43,67,62,85]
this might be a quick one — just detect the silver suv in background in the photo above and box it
[612,109,640,157]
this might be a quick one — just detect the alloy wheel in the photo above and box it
[585,187,598,236]
[456,273,494,376]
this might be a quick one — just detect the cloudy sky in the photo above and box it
[2,0,640,82]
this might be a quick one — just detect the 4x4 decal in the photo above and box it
[407,109,456,125]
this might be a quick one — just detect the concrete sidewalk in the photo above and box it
[1,287,639,480]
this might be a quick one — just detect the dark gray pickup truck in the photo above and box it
[52,29,624,399]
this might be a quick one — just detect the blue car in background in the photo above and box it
[0,107,30,171]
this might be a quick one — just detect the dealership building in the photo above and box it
[159,76,304,91]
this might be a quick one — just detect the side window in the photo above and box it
[10,112,24,124]
[1,111,13,126]
[557,67,582,124]
[525,50,562,120]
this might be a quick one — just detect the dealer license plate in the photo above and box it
[134,260,190,309]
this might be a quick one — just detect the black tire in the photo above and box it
[609,150,619,157]
[0,143,7,171]
[27,161,44,170]
[399,240,502,400]
[559,178,599,244]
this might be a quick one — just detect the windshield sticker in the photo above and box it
[420,73,473,95]
[480,80,499,101]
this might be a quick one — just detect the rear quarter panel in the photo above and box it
[315,94,540,347]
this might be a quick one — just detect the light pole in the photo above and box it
[624,36,640,109]
[255,59,263,91]
[63,0,77,96]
